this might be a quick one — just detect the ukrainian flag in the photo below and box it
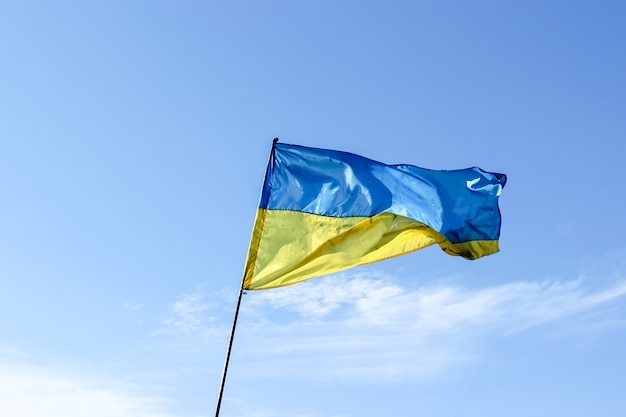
[243,142,506,290]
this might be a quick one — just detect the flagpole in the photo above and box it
[214,138,278,417]
[214,285,245,417]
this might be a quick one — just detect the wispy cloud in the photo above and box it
[157,283,228,338]
[234,268,626,381]
[157,253,626,383]
[0,361,179,417]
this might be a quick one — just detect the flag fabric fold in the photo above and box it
[243,142,506,290]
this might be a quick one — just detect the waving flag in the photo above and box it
[243,142,506,290]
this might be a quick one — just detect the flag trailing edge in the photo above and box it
[243,142,506,291]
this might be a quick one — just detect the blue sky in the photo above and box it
[1,1,626,416]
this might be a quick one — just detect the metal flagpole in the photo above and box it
[214,138,278,417]
[214,285,245,417]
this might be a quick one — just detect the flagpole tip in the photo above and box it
[273,137,279,144]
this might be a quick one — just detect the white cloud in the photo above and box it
[156,253,626,383]
[244,271,401,320]
[234,270,626,381]
[0,362,178,417]
[157,283,226,337]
